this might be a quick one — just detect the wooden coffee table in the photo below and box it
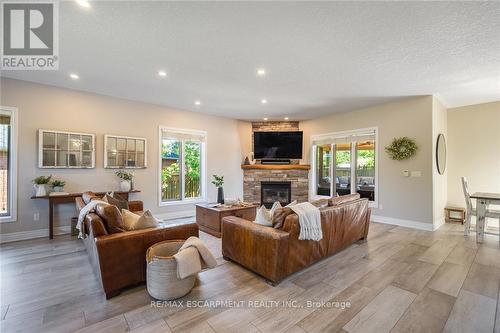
[195,203,258,238]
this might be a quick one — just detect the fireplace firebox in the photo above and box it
[261,181,292,208]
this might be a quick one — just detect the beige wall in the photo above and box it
[432,97,448,227]
[301,96,435,227]
[447,101,500,208]
[0,78,244,235]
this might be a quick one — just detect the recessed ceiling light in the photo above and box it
[69,73,79,80]
[284,117,289,120]
[158,70,167,77]
[256,68,266,77]
[261,99,268,104]
[194,101,201,106]
[75,0,91,8]
[263,118,268,121]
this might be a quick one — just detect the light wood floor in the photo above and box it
[1,222,499,333]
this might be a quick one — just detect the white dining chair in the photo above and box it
[461,177,500,241]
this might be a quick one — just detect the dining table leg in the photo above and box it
[476,199,487,243]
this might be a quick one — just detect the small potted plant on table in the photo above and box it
[51,179,66,192]
[33,175,52,197]
[212,175,224,204]
[116,170,134,192]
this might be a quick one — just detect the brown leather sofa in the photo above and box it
[75,193,199,298]
[222,198,371,284]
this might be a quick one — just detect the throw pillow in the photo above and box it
[95,203,125,234]
[271,201,298,229]
[329,193,361,206]
[121,209,159,231]
[105,193,129,210]
[254,201,282,227]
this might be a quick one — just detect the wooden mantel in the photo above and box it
[241,164,310,170]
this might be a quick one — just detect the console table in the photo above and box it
[31,190,140,239]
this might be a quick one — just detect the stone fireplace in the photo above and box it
[242,165,310,205]
[261,181,292,208]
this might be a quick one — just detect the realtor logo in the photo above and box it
[1,1,59,70]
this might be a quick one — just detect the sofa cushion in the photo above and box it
[121,209,159,231]
[95,203,125,234]
[104,193,129,210]
[329,193,361,206]
[272,207,294,229]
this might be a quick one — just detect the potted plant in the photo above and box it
[33,175,52,197]
[212,174,224,204]
[51,179,66,192]
[115,170,134,192]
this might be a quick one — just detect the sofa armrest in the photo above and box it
[93,223,198,297]
[222,216,289,284]
[128,200,143,212]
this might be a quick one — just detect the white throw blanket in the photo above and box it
[173,237,217,279]
[76,200,107,239]
[289,202,322,241]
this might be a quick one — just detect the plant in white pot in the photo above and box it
[115,170,134,192]
[33,175,52,197]
[51,179,66,192]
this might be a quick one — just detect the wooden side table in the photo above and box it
[444,207,466,224]
[196,203,257,238]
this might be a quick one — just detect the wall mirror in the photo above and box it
[436,133,446,175]
[104,135,147,168]
[39,129,95,168]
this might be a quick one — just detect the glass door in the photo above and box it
[334,143,352,196]
[315,144,332,196]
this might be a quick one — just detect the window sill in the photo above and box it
[159,198,207,207]
[0,215,17,223]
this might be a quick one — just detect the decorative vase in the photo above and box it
[34,184,48,197]
[217,187,224,204]
[120,180,131,192]
[53,186,64,192]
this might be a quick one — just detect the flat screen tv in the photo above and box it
[254,131,303,159]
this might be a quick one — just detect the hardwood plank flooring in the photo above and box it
[443,289,497,333]
[390,287,456,333]
[1,222,499,333]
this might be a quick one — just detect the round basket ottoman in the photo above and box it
[146,240,196,300]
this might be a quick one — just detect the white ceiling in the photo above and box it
[2,1,500,120]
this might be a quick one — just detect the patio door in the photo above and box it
[312,128,377,204]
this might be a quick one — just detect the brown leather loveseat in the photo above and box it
[76,192,199,298]
[222,196,371,284]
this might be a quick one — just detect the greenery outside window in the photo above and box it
[159,127,206,205]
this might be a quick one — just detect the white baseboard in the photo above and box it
[371,215,435,231]
[0,226,71,244]
[155,210,195,221]
[433,217,445,231]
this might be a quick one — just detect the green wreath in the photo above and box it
[385,137,418,160]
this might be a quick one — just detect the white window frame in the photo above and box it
[0,106,18,223]
[310,127,379,208]
[158,126,207,207]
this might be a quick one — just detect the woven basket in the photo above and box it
[146,240,196,300]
